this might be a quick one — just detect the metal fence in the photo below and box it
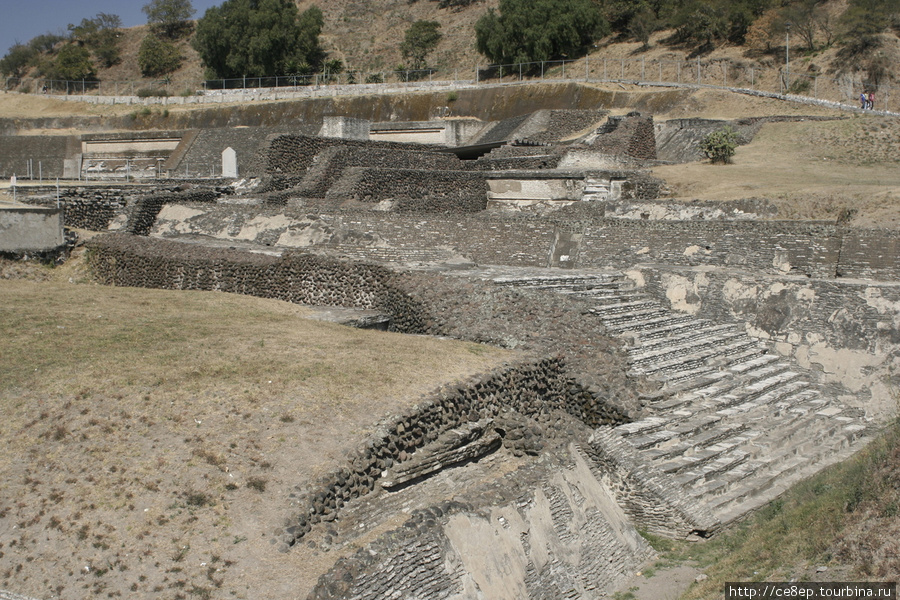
[4,55,897,112]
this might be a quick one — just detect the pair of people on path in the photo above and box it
[860,91,875,110]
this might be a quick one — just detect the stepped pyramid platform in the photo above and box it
[489,271,877,534]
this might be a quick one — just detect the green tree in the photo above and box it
[401,21,442,70]
[49,44,95,80]
[28,33,67,54]
[699,126,739,164]
[138,35,183,77]
[0,44,38,77]
[193,0,324,78]
[68,13,122,67]
[475,0,608,65]
[143,0,196,39]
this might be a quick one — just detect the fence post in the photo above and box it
[641,57,645,80]
[658,61,662,82]
[697,58,701,84]
[621,58,624,79]
[723,63,727,87]
[585,56,589,82]
[677,61,681,83]
[562,61,565,79]
[541,61,544,80]
[750,67,754,88]
[603,58,607,80]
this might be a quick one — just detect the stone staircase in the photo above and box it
[581,177,610,202]
[493,271,874,530]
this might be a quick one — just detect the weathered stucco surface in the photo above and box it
[648,268,900,419]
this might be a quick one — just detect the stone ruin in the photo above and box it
[7,107,900,599]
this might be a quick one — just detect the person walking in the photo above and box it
[861,91,867,109]
[868,91,875,110]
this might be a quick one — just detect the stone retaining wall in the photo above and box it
[123,189,221,236]
[589,114,657,160]
[326,168,488,212]
[263,134,439,180]
[295,146,463,198]
[0,135,74,178]
[280,357,624,549]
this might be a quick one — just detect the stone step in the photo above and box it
[602,313,696,334]
[492,275,617,289]
[630,328,752,367]
[668,448,750,485]
[634,322,743,351]
[631,337,762,378]
[706,372,808,415]
[588,299,661,316]
[593,306,672,326]
[684,359,787,401]
[702,422,872,523]
[617,411,724,445]
[644,422,750,461]
[626,318,711,344]
[688,404,863,503]
[614,416,670,438]
[559,287,641,301]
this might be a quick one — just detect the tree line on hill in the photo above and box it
[1,0,897,87]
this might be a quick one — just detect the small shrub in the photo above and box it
[136,87,170,98]
[446,91,458,102]
[699,126,739,164]
[185,491,212,507]
[246,477,267,492]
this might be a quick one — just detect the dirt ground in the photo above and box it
[0,259,515,600]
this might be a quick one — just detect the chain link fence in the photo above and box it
[4,56,897,112]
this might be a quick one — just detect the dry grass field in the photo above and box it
[653,113,900,229]
[0,257,515,599]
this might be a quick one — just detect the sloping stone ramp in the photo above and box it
[493,272,875,533]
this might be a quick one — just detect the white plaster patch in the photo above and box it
[722,278,757,304]
[624,270,645,289]
[234,214,294,241]
[683,245,701,257]
[152,204,207,235]
[863,288,900,329]
[773,249,791,273]
[775,341,794,356]
[107,213,128,231]
[805,332,824,345]
[636,246,650,255]
[276,224,330,247]
[761,282,787,299]
[805,342,884,393]
[745,324,772,340]
[661,273,705,315]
